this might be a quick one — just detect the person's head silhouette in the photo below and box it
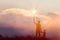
[37,20,40,23]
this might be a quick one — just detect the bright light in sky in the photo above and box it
[32,10,37,14]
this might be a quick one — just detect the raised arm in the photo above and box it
[33,16,36,24]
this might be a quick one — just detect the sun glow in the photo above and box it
[32,10,37,14]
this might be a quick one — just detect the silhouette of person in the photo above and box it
[33,16,42,38]
[43,29,46,40]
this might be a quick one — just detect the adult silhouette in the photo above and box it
[33,16,42,38]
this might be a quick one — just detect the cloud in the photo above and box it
[0,8,60,37]
[0,8,36,37]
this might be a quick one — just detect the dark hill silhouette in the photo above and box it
[0,24,21,37]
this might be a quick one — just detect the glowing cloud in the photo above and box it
[0,8,60,37]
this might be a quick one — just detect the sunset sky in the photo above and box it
[0,0,60,37]
[0,0,60,13]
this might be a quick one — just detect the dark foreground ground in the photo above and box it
[0,36,60,40]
